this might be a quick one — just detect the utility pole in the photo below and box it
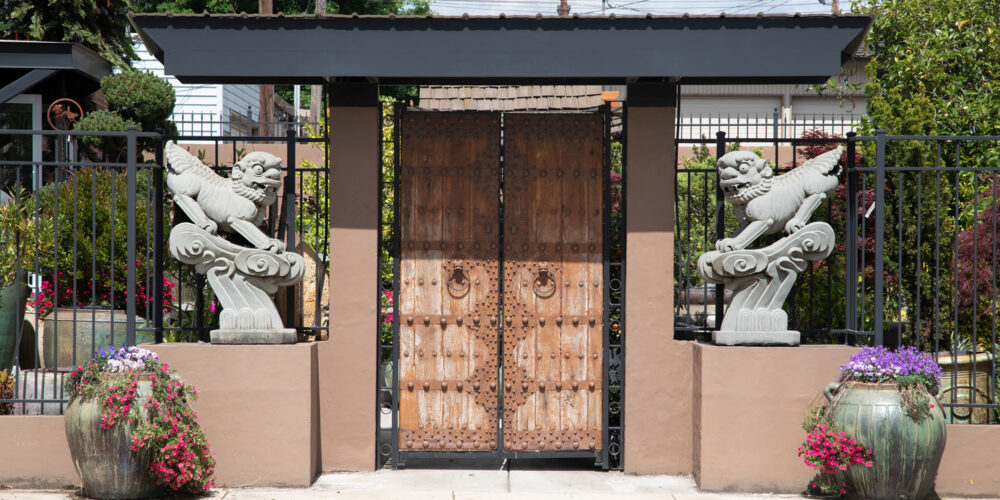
[259,0,274,136]
[820,0,840,14]
[558,0,570,16]
[310,0,327,124]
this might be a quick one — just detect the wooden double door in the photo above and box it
[397,111,605,456]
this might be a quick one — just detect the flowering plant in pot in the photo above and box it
[65,345,215,499]
[807,346,945,499]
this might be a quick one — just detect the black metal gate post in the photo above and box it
[126,126,138,346]
[874,129,887,346]
[713,131,727,329]
[844,132,858,344]
[284,126,297,330]
[153,135,165,343]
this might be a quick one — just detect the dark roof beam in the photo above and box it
[0,69,57,105]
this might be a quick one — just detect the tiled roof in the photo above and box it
[418,85,609,112]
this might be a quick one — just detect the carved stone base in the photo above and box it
[713,330,800,346]
[698,222,835,347]
[210,329,296,345]
[169,223,305,345]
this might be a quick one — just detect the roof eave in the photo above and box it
[129,13,873,86]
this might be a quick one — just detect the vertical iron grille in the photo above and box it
[603,105,626,470]
[376,102,403,468]
[0,128,159,415]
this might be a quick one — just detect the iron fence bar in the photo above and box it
[376,103,385,469]
[0,160,160,168]
[845,132,858,344]
[934,142,943,355]
[126,126,138,347]
[873,130,886,346]
[600,104,611,470]
[285,126,297,330]
[714,131,726,330]
[153,134,165,343]
[615,104,627,470]
[391,102,404,470]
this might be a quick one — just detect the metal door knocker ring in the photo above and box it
[447,265,471,297]
[533,267,556,298]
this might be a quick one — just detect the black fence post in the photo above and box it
[126,126,138,347]
[874,129,887,346]
[714,131,727,329]
[285,125,297,330]
[153,133,165,343]
[845,132,858,344]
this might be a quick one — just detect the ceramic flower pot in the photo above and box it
[42,308,149,368]
[0,278,29,370]
[937,352,996,424]
[64,377,164,499]
[824,381,946,500]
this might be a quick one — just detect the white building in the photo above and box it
[132,36,262,136]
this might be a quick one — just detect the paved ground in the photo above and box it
[5,470,994,499]
[1,470,808,500]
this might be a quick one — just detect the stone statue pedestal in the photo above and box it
[169,223,305,344]
[697,222,835,346]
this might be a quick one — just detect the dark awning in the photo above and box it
[129,13,871,85]
[0,41,112,105]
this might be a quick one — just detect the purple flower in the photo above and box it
[840,346,941,385]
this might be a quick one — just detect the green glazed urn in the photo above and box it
[824,381,946,500]
[0,278,29,370]
[64,378,164,499]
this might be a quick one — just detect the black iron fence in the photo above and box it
[676,111,861,141]
[0,124,329,415]
[170,110,318,139]
[675,129,1000,424]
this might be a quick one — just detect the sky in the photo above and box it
[429,0,845,16]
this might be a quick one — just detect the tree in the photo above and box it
[74,71,178,158]
[851,0,1000,349]
[0,0,136,68]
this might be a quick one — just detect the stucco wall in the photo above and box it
[693,343,858,493]
[0,343,319,489]
[690,343,1000,497]
[623,102,698,475]
[148,343,319,487]
[0,416,77,488]
[321,103,379,472]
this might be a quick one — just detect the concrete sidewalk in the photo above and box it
[1,470,809,499]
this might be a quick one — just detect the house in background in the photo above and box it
[677,55,868,140]
[132,36,294,137]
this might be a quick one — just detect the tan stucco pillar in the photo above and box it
[320,83,379,471]
[623,82,694,475]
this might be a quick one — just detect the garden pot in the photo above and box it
[64,377,164,499]
[42,309,149,368]
[937,352,996,424]
[0,279,29,370]
[824,382,946,500]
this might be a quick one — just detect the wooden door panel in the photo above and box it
[502,114,604,453]
[398,112,501,452]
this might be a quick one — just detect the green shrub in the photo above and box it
[72,110,138,160]
[0,369,13,415]
[26,168,175,317]
[100,71,176,133]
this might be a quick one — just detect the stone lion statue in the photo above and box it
[715,146,842,253]
[165,141,285,253]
